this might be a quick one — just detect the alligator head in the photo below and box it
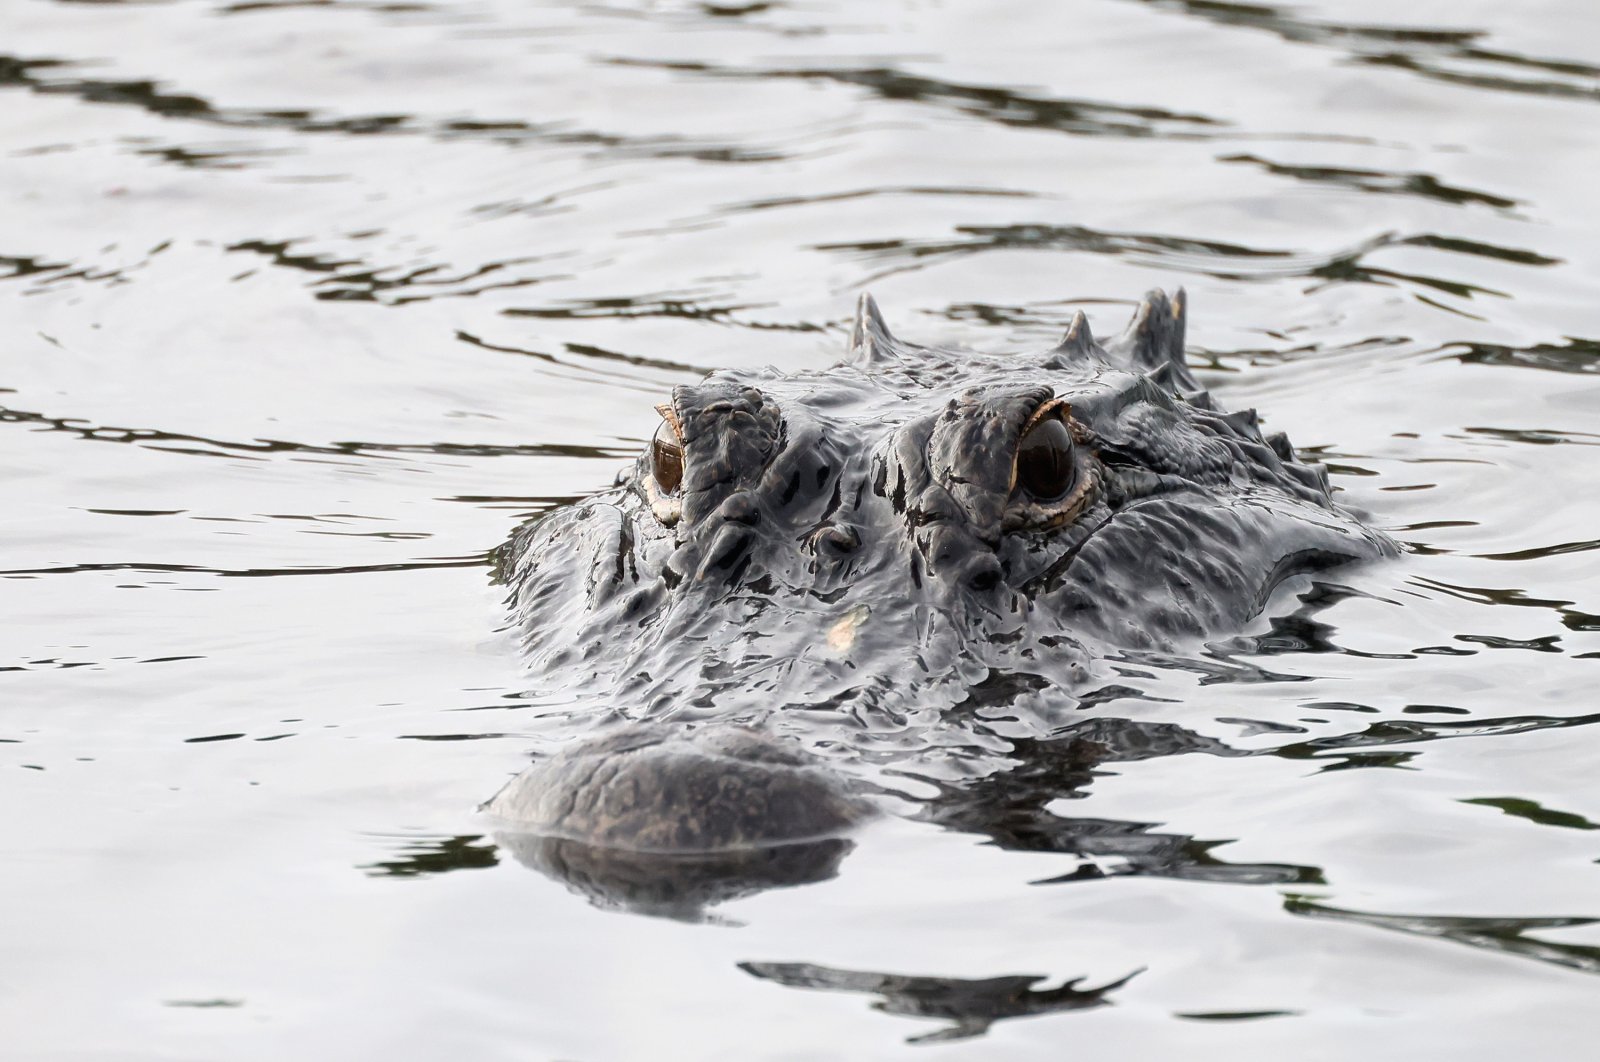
[485,289,1396,915]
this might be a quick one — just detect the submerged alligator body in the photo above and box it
[487,289,1396,916]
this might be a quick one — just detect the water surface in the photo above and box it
[4,0,1599,1057]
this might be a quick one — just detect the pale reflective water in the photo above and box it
[4,0,1599,1057]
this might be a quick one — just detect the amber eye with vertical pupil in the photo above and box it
[1015,415,1076,501]
[651,420,684,495]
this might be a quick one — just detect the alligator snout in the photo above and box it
[484,725,873,854]
[484,725,874,916]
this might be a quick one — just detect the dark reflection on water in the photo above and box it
[363,834,500,878]
[1217,153,1519,210]
[502,294,822,332]
[1132,0,1600,101]
[1208,580,1414,660]
[1412,575,1600,635]
[616,58,1228,140]
[455,330,709,376]
[1,52,795,161]
[1453,337,1600,375]
[1461,796,1600,832]
[910,725,1324,886]
[823,225,1556,295]
[0,401,629,461]
[739,961,1139,1043]
[1289,901,1600,977]
[226,238,569,305]
[1268,711,1600,761]
[1,558,484,578]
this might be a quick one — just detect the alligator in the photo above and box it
[485,289,1397,917]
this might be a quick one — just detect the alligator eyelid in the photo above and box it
[654,402,684,443]
[1019,396,1071,437]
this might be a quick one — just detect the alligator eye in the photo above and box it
[1004,400,1098,532]
[1016,415,1076,501]
[651,419,684,496]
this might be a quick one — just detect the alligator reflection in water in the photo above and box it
[738,961,1140,1044]
[360,827,846,922]
[485,290,1396,916]
[495,833,855,923]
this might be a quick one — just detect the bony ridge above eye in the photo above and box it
[651,403,685,496]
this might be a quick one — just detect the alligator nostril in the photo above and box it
[965,556,1004,592]
[810,524,861,558]
[717,493,761,526]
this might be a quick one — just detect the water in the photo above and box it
[3,0,1598,1056]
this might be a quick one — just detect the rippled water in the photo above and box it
[5,0,1599,1056]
